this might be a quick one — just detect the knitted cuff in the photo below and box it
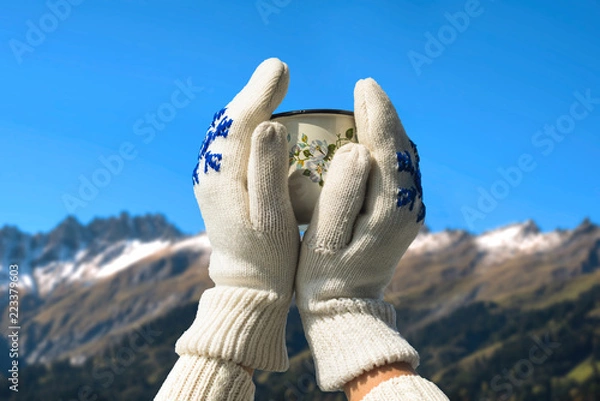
[175,286,291,371]
[361,376,449,401]
[300,298,420,392]
[154,354,255,401]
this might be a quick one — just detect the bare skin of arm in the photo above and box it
[344,362,417,401]
[242,362,415,400]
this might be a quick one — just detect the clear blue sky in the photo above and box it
[1,0,598,235]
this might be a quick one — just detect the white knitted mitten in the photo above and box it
[155,58,299,400]
[296,78,427,392]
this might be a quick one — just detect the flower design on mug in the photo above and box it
[289,128,355,186]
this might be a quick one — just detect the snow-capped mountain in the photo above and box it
[0,213,213,365]
[409,220,568,256]
[0,212,185,298]
[0,214,598,367]
[391,218,599,313]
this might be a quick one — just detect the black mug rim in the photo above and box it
[271,109,354,119]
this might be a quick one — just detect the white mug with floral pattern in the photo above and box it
[271,110,357,226]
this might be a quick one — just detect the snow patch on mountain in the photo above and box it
[34,261,76,296]
[171,233,210,252]
[476,221,562,252]
[33,239,173,296]
[95,239,172,278]
[1,213,184,299]
[408,230,467,254]
[475,221,567,264]
[406,221,571,265]
[0,227,41,293]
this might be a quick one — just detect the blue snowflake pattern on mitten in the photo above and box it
[396,140,426,223]
[192,108,233,184]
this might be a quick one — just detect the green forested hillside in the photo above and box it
[1,285,599,401]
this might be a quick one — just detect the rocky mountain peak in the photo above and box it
[571,217,597,237]
[1,213,186,296]
[47,215,85,251]
[520,219,541,235]
[86,211,183,243]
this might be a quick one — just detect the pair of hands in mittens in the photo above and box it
[182,57,425,390]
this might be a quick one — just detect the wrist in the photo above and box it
[344,362,417,401]
[358,375,450,401]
